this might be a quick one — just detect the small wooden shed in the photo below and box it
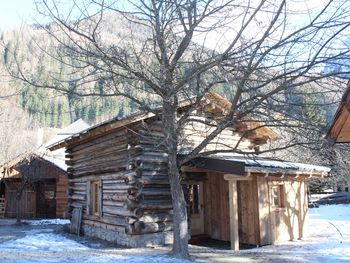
[183,156,328,249]
[48,93,329,249]
[0,153,68,218]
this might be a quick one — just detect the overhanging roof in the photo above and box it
[327,80,350,143]
[185,155,330,177]
[186,157,245,175]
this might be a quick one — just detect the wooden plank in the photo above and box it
[228,180,239,251]
[257,176,272,245]
[86,181,91,215]
[237,179,260,245]
[70,206,83,235]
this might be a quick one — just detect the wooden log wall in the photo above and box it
[179,121,257,153]
[66,119,173,236]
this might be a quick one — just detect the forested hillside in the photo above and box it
[0,14,344,130]
[0,16,142,128]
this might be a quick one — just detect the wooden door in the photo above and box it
[36,182,56,218]
[189,182,205,236]
[5,186,36,218]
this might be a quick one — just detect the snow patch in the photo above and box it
[0,230,87,252]
[25,219,70,225]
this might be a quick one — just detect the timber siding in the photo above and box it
[1,156,68,219]
[66,119,174,245]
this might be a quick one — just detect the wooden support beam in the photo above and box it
[224,174,252,181]
[228,179,239,251]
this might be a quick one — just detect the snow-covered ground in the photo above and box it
[235,204,350,263]
[24,219,70,225]
[0,204,349,262]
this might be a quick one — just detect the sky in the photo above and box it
[0,0,37,31]
[0,0,330,32]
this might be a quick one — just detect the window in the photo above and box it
[270,185,285,208]
[189,184,200,214]
[91,181,100,216]
[44,190,55,200]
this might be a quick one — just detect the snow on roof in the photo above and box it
[41,148,67,172]
[218,156,330,174]
[45,119,90,147]
[39,119,90,171]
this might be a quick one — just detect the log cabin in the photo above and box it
[0,153,68,218]
[48,93,329,249]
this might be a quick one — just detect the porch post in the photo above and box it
[227,179,239,250]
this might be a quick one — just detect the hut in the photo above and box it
[0,153,68,218]
[48,93,329,249]
[0,119,90,219]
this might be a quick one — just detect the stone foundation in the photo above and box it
[81,224,173,247]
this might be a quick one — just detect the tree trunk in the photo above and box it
[15,180,27,225]
[168,152,189,257]
[163,100,189,258]
[16,193,22,224]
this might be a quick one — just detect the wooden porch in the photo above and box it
[183,163,313,251]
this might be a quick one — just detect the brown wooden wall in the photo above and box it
[3,157,68,219]
[257,176,308,244]
[203,172,230,241]
[56,173,68,217]
[180,122,255,153]
[200,173,309,246]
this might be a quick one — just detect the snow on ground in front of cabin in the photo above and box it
[0,229,190,263]
[24,219,70,225]
[237,204,350,262]
[0,204,350,262]
[0,229,87,252]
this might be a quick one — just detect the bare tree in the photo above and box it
[6,0,350,257]
[0,99,38,163]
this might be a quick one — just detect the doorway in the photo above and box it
[189,182,205,236]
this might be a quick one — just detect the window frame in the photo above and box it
[88,180,102,217]
[270,184,285,209]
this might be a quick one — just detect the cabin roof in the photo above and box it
[0,152,67,180]
[48,93,278,151]
[327,80,350,143]
[188,155,330,176]
[0,119,90,175]
[45,118,90,147]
